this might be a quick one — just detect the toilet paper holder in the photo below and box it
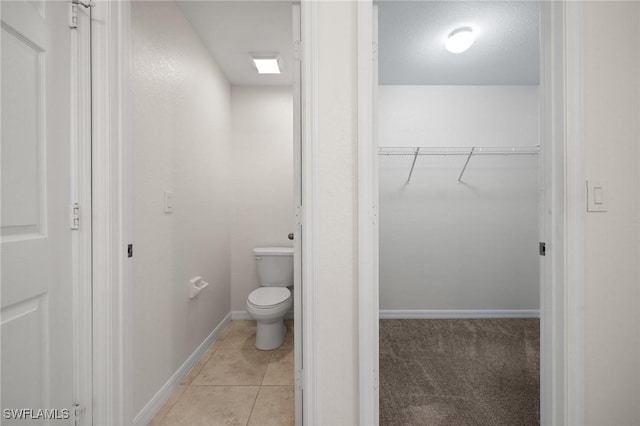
[189,276,209,299]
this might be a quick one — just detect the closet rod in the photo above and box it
[378,145,540,156]
[379,145,540,184]
[457,147,475,183]
[406,147,420,183]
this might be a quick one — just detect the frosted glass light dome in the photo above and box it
[445,27,475,53]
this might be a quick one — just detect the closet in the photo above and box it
[378,86,540,315]
[376,2,541,425]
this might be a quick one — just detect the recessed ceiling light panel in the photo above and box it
[251,54,282,74]
[445,27,475,54]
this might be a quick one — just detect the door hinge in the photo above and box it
[373,368,379,391]
[373,41,379,61]
[69,3,79,29]
[69,0,94,29]
[295,204,303,227]
[73,403,85,424]
[71,203,80,230]
[539,242,546,256]
[294,40,302,62]
[295,368,303,391]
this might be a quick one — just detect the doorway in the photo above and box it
[125,2,301,425]
[376,1,542,423]
[358,1,580,425]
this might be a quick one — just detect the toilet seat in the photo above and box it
[247,287,291,309]
[247,299,289,311]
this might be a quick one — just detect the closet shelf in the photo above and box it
[378,145,540,183]
[378,145,540,156]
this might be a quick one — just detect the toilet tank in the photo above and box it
[253,247,294,287]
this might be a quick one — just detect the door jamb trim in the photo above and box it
[356,1,585,424]
[70,4,93,423]
[90,1,133,424]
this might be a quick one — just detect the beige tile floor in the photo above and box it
[148,320,295,426]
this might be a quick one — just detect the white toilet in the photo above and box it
[246,247,293,350]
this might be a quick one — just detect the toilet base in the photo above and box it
[255,319,286,350]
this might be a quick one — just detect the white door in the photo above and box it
[1,1,75,423]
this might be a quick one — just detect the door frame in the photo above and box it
[357,2,378,425]
[89,1,133,424]
[70,4,93,424]
[293,2,323,424]
[356,1,585,425]
[89,1,320,424]
[299,1,320,423]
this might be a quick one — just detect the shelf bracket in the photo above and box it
[457,147,475,183]
[406,147,420,183]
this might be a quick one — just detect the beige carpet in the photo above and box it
[380,318,539,426]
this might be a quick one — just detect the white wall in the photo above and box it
[583,2,640,424]
[131,1,232,415]
[230,86,294,312]
[378,86,539,311]
[315,2,359,424]
[378,86,539,148]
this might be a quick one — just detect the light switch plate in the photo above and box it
[164,190,174,213]
[587,180,607,212]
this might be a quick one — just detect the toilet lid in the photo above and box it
[248,287,290,307]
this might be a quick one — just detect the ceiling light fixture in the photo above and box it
[445,27,475,54]
[251,54,282,74]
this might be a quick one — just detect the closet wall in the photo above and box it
[379,85,540,312]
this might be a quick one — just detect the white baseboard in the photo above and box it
[231,310,294,320]
[379,309,540,319]
[132,312,232,426]
[231,310,252,320]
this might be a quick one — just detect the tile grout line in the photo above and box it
[151,320,295,425]
[245,383,262,426]
[157,322,230,424]
[250,348,274,424]
[152,385,188,426]
[250,329,282,425]
[261,350,278,386]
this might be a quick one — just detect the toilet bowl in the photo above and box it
[247,247,293,350]
[246,287,292,350]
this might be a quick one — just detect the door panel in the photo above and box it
[1,1,74,423]
[1,23,44,238]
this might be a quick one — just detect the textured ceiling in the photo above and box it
[177,1,293,86]
[177,1,539,87]
[377,1,540,85]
